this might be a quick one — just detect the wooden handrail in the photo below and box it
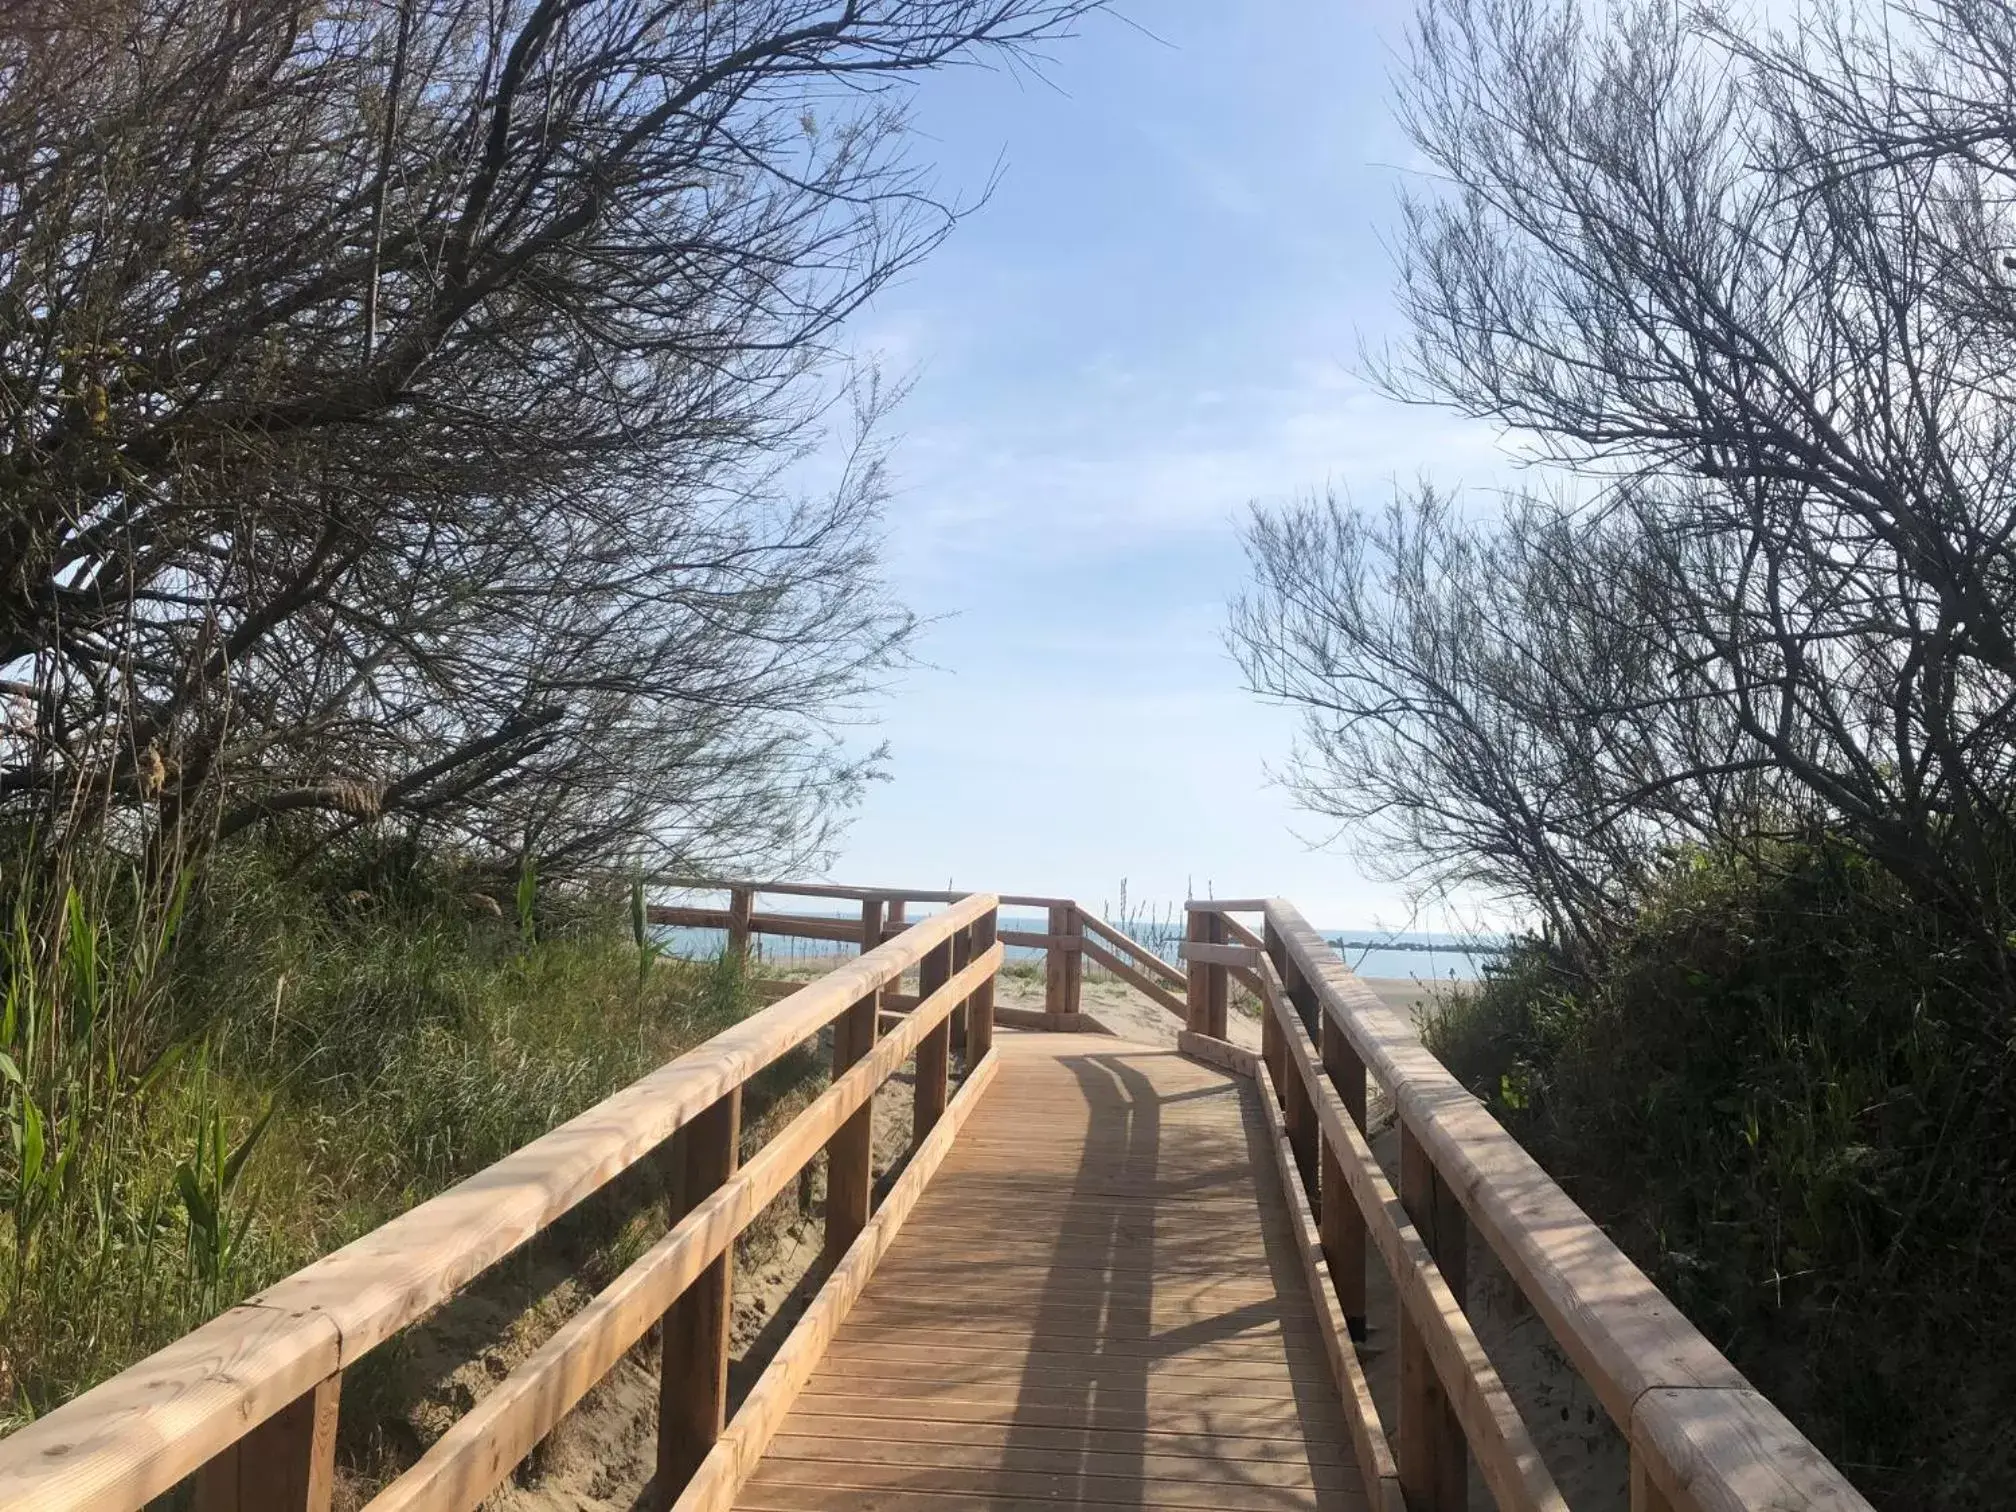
[1218,911,1265,953]
[0,893,1000,1512]
[1179,939,1262,968]
[655,877,1068,910]
[647,903,867,944]
[1078,935,1186,1019]
[364,942,1001,1512]
[1259,899,1876,1512]
[658,889,1193,1032]
[1258,955,1565,1512]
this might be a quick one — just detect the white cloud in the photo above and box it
[879,365,1515,573]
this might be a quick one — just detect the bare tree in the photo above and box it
[1233,487,1786,951]
[1235,0,2016,986]
[0,0,1098,877]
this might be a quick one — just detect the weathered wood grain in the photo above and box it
[361,944,1002,1512]
[1255,1063,1404,1512]
[670,1052,1004,1512]
[1177,1029,1260,1078]
[1630,1387,1875,1512]
[1179,940,1264,969]
[1043,902,1083,1017]
[1262,956,1566,1512]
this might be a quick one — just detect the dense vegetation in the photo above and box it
[0,833,758,1427]
[1232,0,2016,1503]
[1424,840,2013,1507]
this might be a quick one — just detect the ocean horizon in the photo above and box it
[656,911,1506,983]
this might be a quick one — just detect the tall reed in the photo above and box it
[0,834,748,1428]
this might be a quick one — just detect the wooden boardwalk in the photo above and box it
[737,1033,1363,1512]
[0,885,1874,1512]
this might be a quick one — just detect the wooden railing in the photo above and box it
[1182,896,1876,1512]
[0,877,1879,1512]
[0,894,1002,1512]
[650,879,1189,1028]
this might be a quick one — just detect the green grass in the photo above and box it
[0,837,755,1430]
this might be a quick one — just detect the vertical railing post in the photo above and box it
[1280,1038,1318,1200]
[193,1372,341,1512]
[658,1086,740,1499]
[1064,903,1083,1018]
[1275,948,1319,1200]
[1318,1009,1370,1340]
[1208,911,1229,1037]
[823,981,877,1271]
[821,894,884,1274]
[1187,906,1229,1038]
[1177,911,1225,1040]
[968,907,997,1067]
[1260,995,1284,1089]
[1185,906,1210,1034]
[725,885,753,967]
[950,922,973,1055]
[859,897,885,1015]
[884,897,906,940]
[1257,918,1285,1094]
[914,932,953,1140]
[1631,1448,1678,1512]
[1398,1119,1468,1512]
[1047,903,1068,1018]
[1044,901,1082,1020]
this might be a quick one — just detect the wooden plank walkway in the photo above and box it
[736,1032,1364,1512]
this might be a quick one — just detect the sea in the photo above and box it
[657,914,1505,983]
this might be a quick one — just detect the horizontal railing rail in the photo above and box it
[0,894,1002,1512]
[1258,948,1563,1512]
[653,880,1188,1030]
[1192,896,1878,1512]
[653,876,1067,909]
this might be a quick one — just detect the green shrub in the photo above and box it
[1427,835,2016,1508]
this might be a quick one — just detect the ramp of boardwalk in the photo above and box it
[0,883,1877,1512]
[740,1035,1357,1512]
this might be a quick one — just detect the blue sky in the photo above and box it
[822,1,1513,927]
